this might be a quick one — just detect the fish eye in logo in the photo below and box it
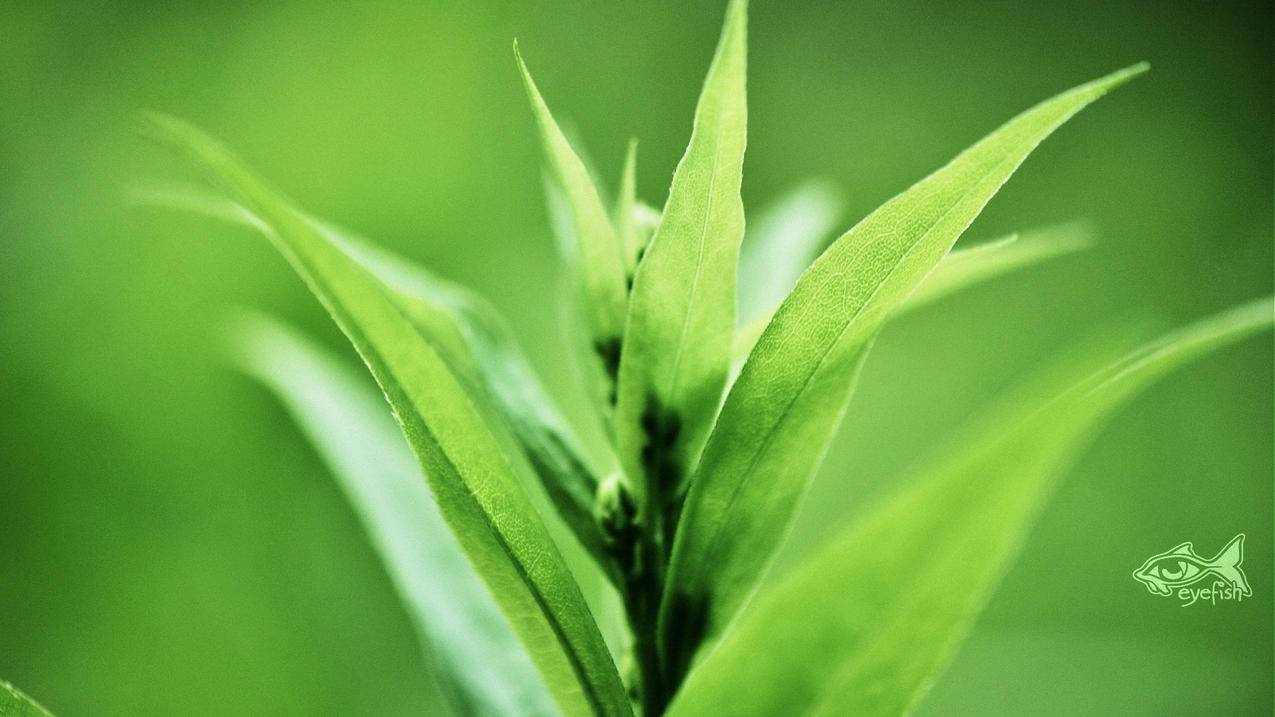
[1132,534,1251,598]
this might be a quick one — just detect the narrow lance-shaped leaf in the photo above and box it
[731,222,1093,367]
[143,114,631,717]
[614,138,645,275]
[668,297,1273,716]
[613,0,748,528]
[736,179,844,327]
[133,183,615,582]
[516,44,630,388]
[0,681,53,717]
[904,220,1090,310]
[661,64,1148,678]
[233,315,559,716]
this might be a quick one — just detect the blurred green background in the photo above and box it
[1,1,1270,714]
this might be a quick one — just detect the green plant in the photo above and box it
[85,1,1266,715]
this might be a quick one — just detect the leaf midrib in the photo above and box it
[665,120,725,411]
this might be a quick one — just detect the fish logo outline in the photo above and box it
[1132,533,1251,598]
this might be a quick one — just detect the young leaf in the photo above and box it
[731,222,1092,366]
[614,138,646,275]
[133,184,614,580]
[662,64,1148,677]
[737,180,844,327]
[613,0,748,521]
[233,315,558,716]
[0,682,53,717]
[143,114,631,717]
[516,44,630,379]
[666,297,1272,716]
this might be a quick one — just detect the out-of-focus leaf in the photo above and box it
[736,180,844,327]
[143,114,630,717]
[133,183,614,581]
[614,139,645,275]
[668,298,1272,716]
[905,221,1091,310]
[233,315,558,716]
[613,0,748,526]
[0,682,52,717]
[731,222,1091,367]
[516,44,629,381]
[662,64,1148,678]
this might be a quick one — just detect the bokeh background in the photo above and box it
[1,1,1271,714]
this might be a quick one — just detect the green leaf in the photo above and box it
[737,179,844,327]
[0,682,52,717]
[143,114,631,717]
[232,315,558,716]
[614,138,647,275]
[904,220,1091,310]
[667,297,1272,716]
[613,0,749,516]
[662,64,1148,677]
[732,222,1092,366]
[516,43,630,374]
[133,183,615,582]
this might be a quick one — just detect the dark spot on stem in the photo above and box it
[640,398,684,553]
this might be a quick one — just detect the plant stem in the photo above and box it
[624,550,667,717]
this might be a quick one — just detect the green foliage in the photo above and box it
[137,2,1271,716]
[666,298,1272,716]
[143,114,629,717]
[662,64,1145,677]
[232,315,558,716]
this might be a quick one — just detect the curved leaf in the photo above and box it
[516,43,630,381]
[667,297,1272,716]
[143,114,630,717]
[133,183,614,581]
[233,315,558,716]
[0,682,52,717]
[732,221,1092,367]
[662,64,1148,677]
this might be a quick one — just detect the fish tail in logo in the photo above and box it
[1132,533,1251,602]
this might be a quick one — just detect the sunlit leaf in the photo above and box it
[731,222,1092,368]
[613,0,749,532]
[233,315,558,716]
[143,113,631,717]
[662,64,1148,679]
[667,297,1272,716]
